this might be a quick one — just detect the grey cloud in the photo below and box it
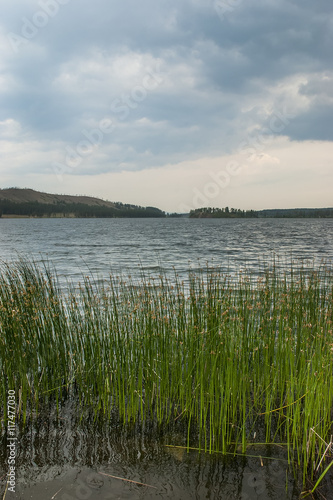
[281,104,333,141]
[1,0,333,177]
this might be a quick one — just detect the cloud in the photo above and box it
[0,0,332,209]
[0,118,22,138]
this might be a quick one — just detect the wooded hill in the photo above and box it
[0,188,165,218]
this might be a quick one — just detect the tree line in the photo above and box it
[0,200,166,218]
[190,207,333,218]
[189,207,259,218]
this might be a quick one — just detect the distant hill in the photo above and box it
[0,188,165,218]
[0,188,116,207]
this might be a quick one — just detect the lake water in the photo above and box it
[0,218,332,284]
[1,217,333,499]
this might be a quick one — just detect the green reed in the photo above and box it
[0,259,332,483]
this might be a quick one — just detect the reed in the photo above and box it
[0,258,332,483]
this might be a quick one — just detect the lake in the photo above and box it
[1,217,333,499]
[0,218,332,284]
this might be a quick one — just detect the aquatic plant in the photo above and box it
[0,259,332,485]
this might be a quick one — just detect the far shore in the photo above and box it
[1,213,77,219]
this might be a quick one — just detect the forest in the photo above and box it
[0,200,166,218]
[189,206,333,218]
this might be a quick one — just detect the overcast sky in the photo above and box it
[0,0,332,212]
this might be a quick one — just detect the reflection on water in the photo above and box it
[1,402,304,500]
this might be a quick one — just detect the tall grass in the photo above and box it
[0,259,332,483]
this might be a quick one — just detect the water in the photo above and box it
[3,411,301,499]
[0,218,332,284]
[1,399,303,499]
[1,217,333,499]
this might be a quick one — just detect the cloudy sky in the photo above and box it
[0,0,332,212]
